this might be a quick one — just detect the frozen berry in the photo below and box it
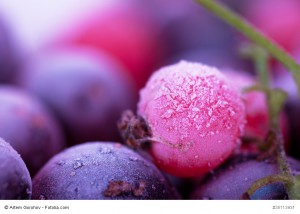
[0,86,65,175]
[137,61,246,177]
[32,142,179,199]
[0,137,32,199]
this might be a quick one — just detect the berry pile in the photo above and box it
[0,0,300,200]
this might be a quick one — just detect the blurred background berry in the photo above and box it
[1,0,300,199]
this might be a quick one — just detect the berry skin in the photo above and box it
[0,86,65,175]
[18,47,135,145]
[191,154,300,200]
[137,61,246,177]
[32,142,179,200]
[0,137,32,199]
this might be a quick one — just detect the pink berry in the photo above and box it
[137,61,246,177]
[55,1,165,90]
[244,0,300,51]
[224,71,289,152]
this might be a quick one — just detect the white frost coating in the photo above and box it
[138,60,245,144]
[137,61,246,177]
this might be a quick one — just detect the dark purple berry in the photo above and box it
[0,137,32,199]
[18,47,135,145]
[32,142,180,199]
[0,15,20,83]
[191,154,300,200]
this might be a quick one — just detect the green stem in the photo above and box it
[194,0,300,93]
[243,174,291,199]
[253,47,270,89]
[276,132,289,174]
[241,45,270,87]
[244,46,295,198]
[248,46,292,180]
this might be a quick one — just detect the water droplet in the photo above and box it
[129,156,138,161]
[208,109,212,116]
[196,125,202,130]
[70,171,76,176]
[191,93,197,100]
[56,160,65,166]
[225,121,232,129]
[39,195,47,200]
[152,185,156,190]
[26,188,32,195]
[195,155,199,159]
[99,147,112,154]
[161,109,174,118]
[244,178,249,181]
[73,161,83,169]
[208,162,212,167]
[192,107,200,112]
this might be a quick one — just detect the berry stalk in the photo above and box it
[194,0,300,94]
[243,40,299,199]
[243,46,294,198]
